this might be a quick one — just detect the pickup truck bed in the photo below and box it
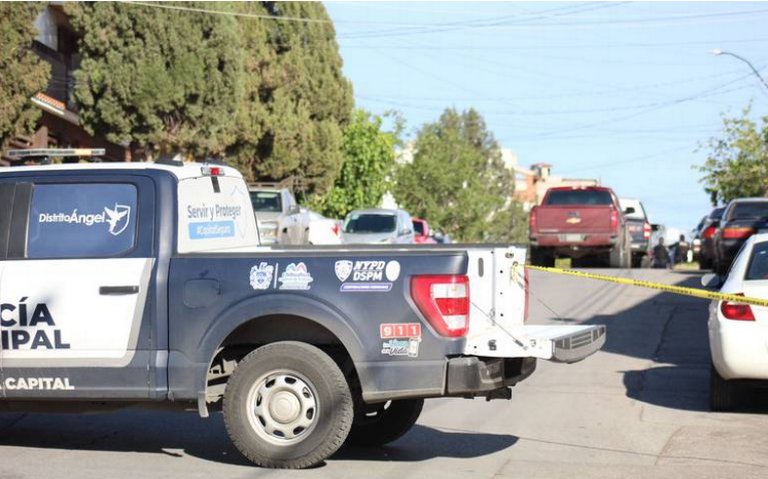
[0,162,605,469]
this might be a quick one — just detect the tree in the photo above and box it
[699,107,768,205]
[226,2,353,197]
[0,2,50,150]
[65,2,244,158]
[316,110,397,218]
[394,108,527,243]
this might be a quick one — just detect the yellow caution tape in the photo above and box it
[525,265,768,308]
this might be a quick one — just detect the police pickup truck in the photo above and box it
[0,161,605,469]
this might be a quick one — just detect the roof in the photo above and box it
[727,198,768,204]
[546,185,612,192]
[0,162,244,181]
[347,208,402,216]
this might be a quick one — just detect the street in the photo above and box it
[1,268,767,479]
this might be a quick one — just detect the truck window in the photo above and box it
[413,221,424,236]
[545,190,613,206]
[250,191,282,213]
[344,214,397,234]
[178,176,259,253]
[27,183,137,258]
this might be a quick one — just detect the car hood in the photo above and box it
[342,232,396,244]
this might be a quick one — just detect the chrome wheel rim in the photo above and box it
[246,371,319,446]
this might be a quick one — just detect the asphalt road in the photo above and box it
[2,268,768,479]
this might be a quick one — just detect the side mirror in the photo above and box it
[624,207,636,215]
[401,228,413,236]
[651,224,660,232]
[287,204,301,215]
[701,273,721,288]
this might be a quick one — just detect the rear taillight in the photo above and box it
[331,224,340,237]
[643,222,651,240]
[610,208,619,231]
[703,226,716,239]
[530,208,537,232]
[411,275,470,337]
[722,227,754,239]
[720,294,755,321]
[523,267,530,323]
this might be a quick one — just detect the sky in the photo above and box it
[323,1,768,232]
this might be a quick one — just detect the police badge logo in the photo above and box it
[249,262,274,290]
[334,260,353,282]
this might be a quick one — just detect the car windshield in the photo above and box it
[344,214,397,234]
[545,190,613,206]
[746,241,768,280]
[250,191,282,213]
[413,221,425,236]
[729,202,768,220]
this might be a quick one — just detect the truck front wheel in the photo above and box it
[223,341,353,469]
[345,399,424,447]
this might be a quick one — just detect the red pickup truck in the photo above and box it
[529,186,633,268]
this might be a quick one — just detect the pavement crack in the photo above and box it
[654,426,684,466]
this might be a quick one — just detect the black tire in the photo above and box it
[223,341,353,469]
[709,362,742,412]
[346,399,424,447]
[531,247,555,267]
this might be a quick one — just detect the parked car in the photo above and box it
[303,209,342,245]
[412,218,437,244]
[342,208,415,244]
[248,184,302,245]
[0,159,606,468]
[619,198,651,267]
[529,186,632,268]
[712,199,768,276]
[704,232,768,411]
[698,206,726,269]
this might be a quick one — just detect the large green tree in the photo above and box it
[0,2,50,150]
[394,108,527,242]
[699,107,768,205]
[316,110,397,218]
[65,1,244,157]
[226,2,353,197]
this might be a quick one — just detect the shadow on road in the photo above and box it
[0,411,515,466]
[574,272,768,413]
[336,424,517,462]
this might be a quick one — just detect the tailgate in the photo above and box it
[464,246,606,363]
[535,205,614,234]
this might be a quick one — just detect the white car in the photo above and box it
[705,232,768,411]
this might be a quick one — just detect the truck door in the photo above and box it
[0,176,155,399]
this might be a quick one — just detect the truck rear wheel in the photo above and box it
[346,399,424,447]
[531,247,555,267]
[223,341,353,469]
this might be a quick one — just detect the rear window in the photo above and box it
[728,202,768,221]
[545,189,613,206]
[27,183,137,258]
[344,214,396,234]
[250,191,282,213]
[710,207,725,220]
[746,241,768,280]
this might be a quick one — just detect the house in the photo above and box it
[1,4,130,165]
[504,153,599,210]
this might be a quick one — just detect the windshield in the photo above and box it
[344,214,397,234]
[413,221,425,236]
[729,202,768,221]
[250,191,282,213]
[545,190,613,206]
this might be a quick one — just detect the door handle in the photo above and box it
[99,285,139,295]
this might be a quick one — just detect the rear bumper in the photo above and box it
[530,233,617,248]
[446,357,537,396]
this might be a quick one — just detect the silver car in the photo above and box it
[342,209,415,244]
